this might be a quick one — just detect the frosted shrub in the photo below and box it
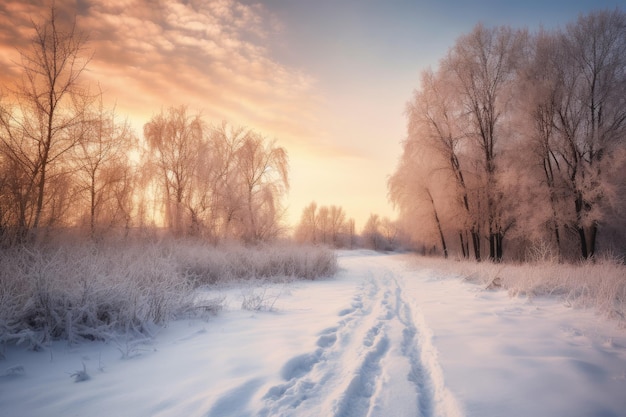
[241,288,281,312]
[0,243,194,349]
[70,362,90,382]
[172,241,338,285]
[408,255,626,323]
[0,240,337,349]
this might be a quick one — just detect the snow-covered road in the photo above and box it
[2,251,626,417]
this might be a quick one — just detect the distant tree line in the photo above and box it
[294,202,355,247]
[389,9,626,261]
[294,202,407,251]
[0,7,288,244]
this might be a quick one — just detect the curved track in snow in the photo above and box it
[257,255,463,417]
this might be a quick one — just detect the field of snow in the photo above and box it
[1,251,625,417]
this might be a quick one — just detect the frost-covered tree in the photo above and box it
[388,135,456,258]
[142,116,289,242]
[393,13,626,261]
[295,202,319,244]
[443,24,527,261]
[551,10,626,259]
[294,203,349,247]
[200,123,250,240]
[513,10,626,260]
[144,106,204,235]
[0,6,91,240]
[362,214,383,251]
[233,131,289,242]
[328,205,348,247]
[402,68,480,259]
[392,24,525,261]
[73,96,137,238]
[513,29,568,257]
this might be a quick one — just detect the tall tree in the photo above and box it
[443,24,526,261]
[144,106,204,235]
[388,140,454,258]
[295,203,349,247]
[328,205,348,247]
[362,214,384,251]
[295,202,318,244]
[552,10,626,258]
[515,30,568,258]
[234,132,289,242]
[0,6,91,238]
[73,96,136,238]
[406,68,481,260]
[200,123,247,240]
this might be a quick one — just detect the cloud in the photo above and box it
[0,0,319,146]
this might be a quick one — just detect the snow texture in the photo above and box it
[1,251,625,417]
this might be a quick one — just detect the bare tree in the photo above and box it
[551,10,626,259]
[317,205,330,245]
[234,131,289,242]
[294,203,349,247]
[362,214,385,251]
[198,123,247,241]
[144,106,204,235]
[73,95,137,238]
[346,218,357,249]
[513,30,570,259]
[388,142,453,258]
[328,205,348,247]
[295,202,318,244]
[405,68,480,260]
[0,6,91,239]
[443,24,526,261]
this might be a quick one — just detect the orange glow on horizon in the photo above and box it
[0,0,400,231]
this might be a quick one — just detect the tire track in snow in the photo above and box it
[259,275,386,417]
[391,275,463,417]
[259,261,463,417]
[333,333,390,417]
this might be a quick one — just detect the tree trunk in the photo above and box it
[90,176,96,239]
[426,188,448,259]
[435,213,448,259]
[574,194,589,259]
[471,229,481,262]
[577,226,589,259]
[496,232,503,262]
[459,231,467,258]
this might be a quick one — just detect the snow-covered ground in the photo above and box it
[1,251,625,417]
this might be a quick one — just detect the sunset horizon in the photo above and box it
[1,0,623,232]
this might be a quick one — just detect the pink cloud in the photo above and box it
[0,0,318,145]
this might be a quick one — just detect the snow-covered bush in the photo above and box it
[0,240,337,349]
[173,241,338,284]
[0,243,194,349]
[240,288,281,312]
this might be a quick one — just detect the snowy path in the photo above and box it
[2,252,626,417]
[257,255,461,417]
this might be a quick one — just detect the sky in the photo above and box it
[0,0,623,230]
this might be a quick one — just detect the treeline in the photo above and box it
[294,202,407,251]
[389,9,626,262]
[0,7,288,244]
